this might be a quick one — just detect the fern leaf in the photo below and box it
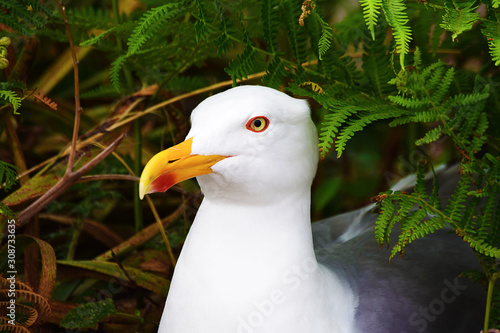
[450,91,490,107]
[225,45,260,85]
[127,3,182,56]
[382,0,412,66]
[482,19,500,66]
[318,104,356,157]
[388,95,429,109]
[440,0,479,41]
[80,27,118,47]
[444,176,471,224]
[194,0,213,42]
[415,126,444,146]
[283,0,308,65]
[335,109,400,157]
[314,12,333,60]
[0,90,21,114]
[110,55,127,92]
[0,160,18,192]
[470,113,488,152]
[360,0,383,40]
[362,26,393,97]
[431,67,455,103]
[413,164,427,198]
[261,0,280,53]
[214,11,234,58]
[33,92,57,110]
[375,195,395,246]
[262,55,289,89]
[392,207,429,259]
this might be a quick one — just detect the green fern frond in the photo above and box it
[444,176,471,225]
[313,12,333,60]
[214,11,234,58]
[127,3,182,56]
[413,164,427,198]
[335,108,401,157]
[461,234,500,257]
[282,0,308,65]
[419,61,445,81]
[450,90,490,107]
[392,208,429,259]
[382,0,412,67]
[261,0,280,53]
[375,194,395,246]
[362,25,393,97]
[262,55,289,89]
[388,110,440,126]
[440,0,479,41]
[0,160,18,192]
[318,104,357,157]
[388,95,429,109]
[110,55,127,92]
[415,126,444,146]
[0,0,49,35]
[80,26,118,47]
[425,65,447,92]
[225,45,260,85]
[482,19,500,66]
[431,67,454,103]
[194,0,214,42]
[470,113,488,152]
[0,90,21,114]
[360,0,382,40]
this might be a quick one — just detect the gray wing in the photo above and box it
[312,166,485,332]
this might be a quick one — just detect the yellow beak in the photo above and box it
[139,137,229,199]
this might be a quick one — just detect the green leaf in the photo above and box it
[360,0,382,40]
[314,12,333,60]
[60,298,117,329]
[382,0,412,67]
[0,90,21,114]
[482,19,500,66]
[0,160,18,192]
[440,0,479,41]
[127,3,183,56]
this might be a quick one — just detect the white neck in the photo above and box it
[159,191,357,332]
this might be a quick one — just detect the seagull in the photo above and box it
[139,86,485,333]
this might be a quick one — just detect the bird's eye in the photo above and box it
[246,116,269,132]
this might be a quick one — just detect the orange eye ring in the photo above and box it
[246,116,269,132]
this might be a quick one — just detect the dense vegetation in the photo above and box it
[0,0,499,331]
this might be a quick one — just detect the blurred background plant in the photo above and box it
[0,0,499,331]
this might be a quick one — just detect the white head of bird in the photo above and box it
[140,85,319,205]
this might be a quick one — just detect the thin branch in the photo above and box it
[57,1,82,175]
[17,134,125,225]
[77,174,139,183]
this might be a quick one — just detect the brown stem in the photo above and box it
[17,134,125,225]
[57,1,82,175]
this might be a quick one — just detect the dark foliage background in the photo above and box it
[0,0,499,331]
